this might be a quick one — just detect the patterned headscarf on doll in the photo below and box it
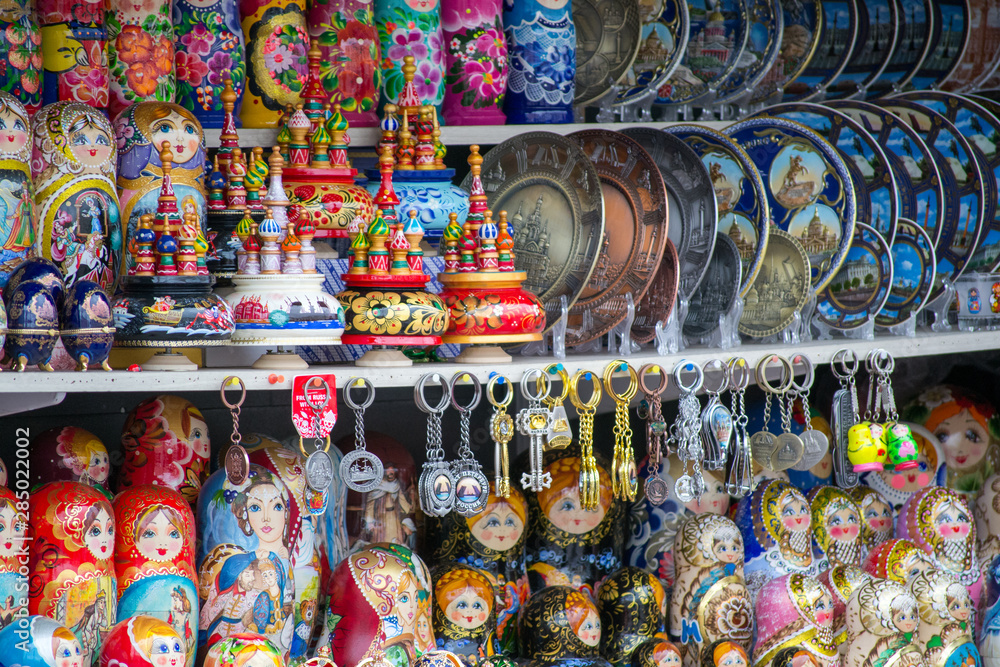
[751,573,837,667]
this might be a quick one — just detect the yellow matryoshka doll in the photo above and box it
[99,615,186,667]
[0,91,35,288]
[909,569,980,667]
[844,579,922,667]
[596,567,666,667]
[31,101,121,292]
[805,486,863,571]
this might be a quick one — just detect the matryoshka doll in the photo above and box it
[979,555,1000,667]
[979,476,1000,586]
[859,422,941,514]
[846,487,893,558]
[113,485,198,667]
[325,542,434,667]
[844,579,922,667]
[374,0,445,112]
[524,449,624,597]
[203,632,285,667]
[909,570,980,667]
[30,426,111,496]
[99,615,185,667]
[0,486,28,629]
[119,395,210,506]
[596,567,666,667]
[669,515,751,665]
[733,479,816,604]
[751,574,836,667]
[106,0,175,117]
[37,0,109,108]
[431,562,497,664]
[805,486,863,571]
[817,565,871,650]
[0,91,34,289]
[0,616,83,667]
[861,538,934,584]
[707,642,748,667]
[501,0,575,124]
[238,0,309,128]
[31,102,122,292]
[630,640,681,667]
[520,585,609,667]
[27,482,117,666]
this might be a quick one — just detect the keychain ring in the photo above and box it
[520,368,550,402]
[415,372,451,414]
[541,364,570,402]
[702,358,730,394]
[450,372,482,413]
[789,354,815,393]
[831,348,859,379]
[303,377,332,411]
[638,363,668,396]
[755,354,793,394]
[672,359,704,394]
[870,348,894,374]
[487,375,513,408]
[728,357,750,391]
[603,360,638,402]
[570,369,602,410]
[343,377,375,411]
[220,376,246,408]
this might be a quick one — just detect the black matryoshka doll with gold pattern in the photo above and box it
[596,567,665,667]
[431,562,498,665]
[520,585,610,667]
[630,640,682,667]
[524,447,624,599]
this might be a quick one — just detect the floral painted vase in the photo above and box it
[38,0,109,108]
[173,0,245,128]
[596,567,665,667]
[752,573,837,667]
[27,481,117,666]
[817,565,871,648]
[31,102,122,293]
[308,0,381,127]
[441,0,506,125]
[0,0,42,114]
[0,616,83,667]
[30,426,111,494]
[0,92,35,289]
[0,487,28,630]
[375,0,446,112]
[431,562,498,664]
[502,0,574,124]
[844,579,922,667]
[805,486,863,571]
[107,0,175,117]
[239,0,308,128]
[909,569,979,667]
[203,632,286,667]
[100,616,186,667]
[364,169,468,242]
[861,538,935,585]
[520,585,609,667]
[113,485,199,667]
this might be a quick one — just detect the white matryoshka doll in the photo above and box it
[197,465,295,662]
[0,615,84,667]
[846,487,893,560]
[99,615,185,667]
[909,569,980,667]
[669,514,751,666]
[844,579,922,667]
[817,565,871,652]
[27,481,117,666]
[0,486,28,629]
[805,486,863,571]
[30,102,121,292]
[596,567,666,667]
[0,91,35,289]
[733,479,817,604]
[751,573,837,667]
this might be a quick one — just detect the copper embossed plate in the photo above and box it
[782,0,858,101]
[816,221,893,329]
[865,0,934,98]
[876,218,936,328]
[940,0,1000,91]
[907,0,969,90]
[632,238,680,344]
[573,0,643,106]
[738,227,811,337]
[615,0,690,108]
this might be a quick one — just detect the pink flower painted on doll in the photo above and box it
[64,66,109,106]
[428,30,444,66]
[463,58,504,99]
[387,29,429,62]
[207,51,234,86]
[175,50,209,86]
[180,23,214,56]
[441,4,487,32]
[475,27,505,59]
[414,60,442,100]
[264,41,296,74]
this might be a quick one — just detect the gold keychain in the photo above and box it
[570,369,602,510]
[604,360,639,501]
[487,374,514,498]
[540,364,573,448]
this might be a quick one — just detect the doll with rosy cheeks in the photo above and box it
[53,628,84,667]
[432,563,496,662]
[909,569,980,667]
[68,118,114,169]
[713,642,749,667]
[100,616,186,667]
[808,487,863,569]
[469,498,525,551]
[0,497,26,558]
[848,487,893,557]
[84,504,116,561]
[846,578,922,667]
[149,111,202,163]
[0,105,28,156]
[135,508,185,562]
[573,608,601,647]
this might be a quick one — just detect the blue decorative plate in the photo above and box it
[782,0,858,102]
[756,102,901,244]
[726,116,857,293]
[715,0,784,103]
[816,221,892,329]
[875,218,936,328]
[866,0,934,98]
[750,0,823,106]
[880,97,987,303]
[615,0,690,107]
[907,0,970,90]
[825,0,900,98]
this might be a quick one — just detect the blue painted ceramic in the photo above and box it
[907,0,968,91]
[364,168,469,242]
[60,279,113,371]
[614,0,688,109]
[503,0,575,124]
[783,0,858,101]
[875,218,935,328]
[715,0,783,103]
[5,257,65,306]
[4,279,59,370]
[825,0,900,98]
[816,221,893,329]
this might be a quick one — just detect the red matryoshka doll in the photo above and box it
[909,570,979,667]
[752,573,837,667]
[0,91,35,289]
[0,615,84,667]
[0,486,28,629]
[846,487,893,558]
[203,632,285,667]
[120,395,210,505]
[707,641,748,667]
[326,542,434,667]
[669,514,751,665]
[805,486,863,571]
[524,449,624,598]
[113,485,198,667]
[844,579,922,667]
[27,481,117,666]
[431,562,497,664]
[596,567,666,667]
[817,565,871,650]
[31,427,111,497]
[630,640,681,667]
[30,102,122,292]
[861,538,934,584]
[520,585,610,667]
[859,422,941,515]
[897,486,982,607]
[99,615,185,667]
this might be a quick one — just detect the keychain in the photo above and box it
[725,357,753,498]
[570,369,602,510]
[339,377,383,493]
[221,376,249,485]
[700,359,733,472]
[541,364,573,449]
[416,372,454,516]
[301,377,336,492]
[670,361,705,502]
[876,352,919,470]
[638,364,669,505]
[604,360,638,502]
[750,355,797,471]
[830,348,860,487]
[788,355,828,472]
[450,372,489,516]
[487,374,514,498]
[518,368,553,493]
[773,367,805,471]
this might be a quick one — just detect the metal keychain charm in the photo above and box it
[725,357,753,498]
[339,377,383,493]
[639,363,669,505]
[700,359,733,472]
[830,348,860,487]
[788,355,829,472]
[772,373,805,471]
[750,355,793,471]
[221,376,249,485]
[450,372,489,516]
[487,374,514,498]
[299,377,336,492]
[541,364,573,449]
[570,369,602,510]
[604,360,639,502]
[671,360,705,503]
[416,372,455,516]
[518,368,553,493]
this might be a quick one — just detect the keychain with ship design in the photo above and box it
[340,377,383,493]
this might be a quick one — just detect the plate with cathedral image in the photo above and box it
[614,0,690,109]
[749,0,823,107]
[815,222,893,330]
[573,0,643,106]
[683,232,743,338]
[782,0,859,102]
[713,0,785,105]
[738,227,812,337]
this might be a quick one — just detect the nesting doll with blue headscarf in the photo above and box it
[0,615,83,667]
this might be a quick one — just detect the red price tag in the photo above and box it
[292,374,338,439]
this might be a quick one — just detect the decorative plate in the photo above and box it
[826,100,945,247]
[750,0,823,106]
[898,91,1000,273]
[875,218,936,328]
[738,226,812,337]
[715,0,785,104]
[907,0,970,90]
[615,0,690,109]
[573,0,643,106]
[815,222,893,330]
[654,0,750,107]
[782,0,859,102]
[632,238,679,344]
[725,116,857,293]
[621,127,718,298]
[465,132,605,332]
[825,0,900,99]
[865,0,934,98]
[664,124,769,296]
[941,0,1000,91]
[880,97,987,303]
[757,102,901,244]
[683,232,743,338]
[563,129,669,346]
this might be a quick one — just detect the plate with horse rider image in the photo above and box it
[815,222,893,330]
[738,226,812,338]
[875,218,936,329]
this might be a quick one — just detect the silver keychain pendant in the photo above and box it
[450,372,489,516]
[518,369,553,492]
[750,355,794,471]
[788,355,828,472]
[416,372,455,516]
[725,358,753,498]
[340,377,383,493]
[671,361,705,503]
[700,359,732,472]
[301,377,336,492]
[830,349,860,487]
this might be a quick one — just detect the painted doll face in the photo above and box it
[54,637,84,667]
[686,477,728,514]
[575,610,601,647]
[812,591,833,627]
[903,552,933,579]
[810,452,833,479]
[445,587,490,630]
[781,494,811,532]
[935,409,989,473]
[150,110,201,162]
[189,413,209,459]
[0,505,25,557]
[415,612,433,647]
[949,593,973,621]
[827,506,860,541]
[0,106,27,154]
[548,489,606,534]
[713,534,741,563]
[892,606,917,633]
[246,483,286,546]
[84,507,115,559]
[884,450,931,492]
[655,647,681,667]
[718,650,746,667]
[404,0,437,10]
[69,121,113,168]
[395,579,418,632]
[934,501,971,542]
[863,500,892,534]
[88,450,110,483]
[148,635,184,667]
[136,511,184,562]
[471,506,524,551]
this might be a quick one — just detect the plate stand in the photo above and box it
[617,89,656,122]
[606,292,638,356]
[697,88,720,121]
[923,279,957,332]
[797,292,817,342]
[520,295,568,360]
[355,347,413,367]
[720,86,754,121]
[690,295,744,350]
[655,295,689,355]
[454,345,512,364]
[593,80,620,123]
[811,315,876,341]
[141,350,198,371]
[878,316,918,337]
[251,348,310,370]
